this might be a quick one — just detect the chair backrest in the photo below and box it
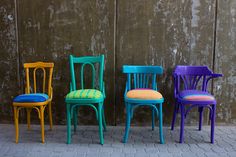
[24,62,54,98]
[69,55,104,91]
[123,65,163,91]
[173,65,213,97]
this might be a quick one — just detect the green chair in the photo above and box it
[65,55,106,145]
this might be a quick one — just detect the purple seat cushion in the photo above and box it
[179,90,215,101]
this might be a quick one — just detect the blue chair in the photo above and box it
[123,65,164,144]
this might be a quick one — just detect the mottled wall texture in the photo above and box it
[0,0,235,126]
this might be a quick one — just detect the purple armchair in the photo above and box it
[171,66,223,143]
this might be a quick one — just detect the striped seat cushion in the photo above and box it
[126,88,163,100]
[13,93,49,102]
[66,89,103,99]
[180,90,215,101]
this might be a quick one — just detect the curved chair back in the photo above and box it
[123,65,163,91]
[173,66,215,98]
[69,55,104,91]
[24,62,54,99]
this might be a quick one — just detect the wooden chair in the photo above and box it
[171,66,223,143]
[13,62,54,143]
[65,55,106,145]
[122,65,165,144]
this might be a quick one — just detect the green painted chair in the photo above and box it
[65,55,106,145]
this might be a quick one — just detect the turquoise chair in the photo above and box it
[65,55,106,145]
[123,65,164,144]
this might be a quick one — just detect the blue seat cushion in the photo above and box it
[13,93,49,103]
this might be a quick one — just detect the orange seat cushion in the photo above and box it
[126,89,163,100]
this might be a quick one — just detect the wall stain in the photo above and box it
[0,0,235,126]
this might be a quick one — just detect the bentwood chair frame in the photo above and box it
[65,55,106,145]
[13,62,54,143]
[171,66,223,143]
[123,65,165,144]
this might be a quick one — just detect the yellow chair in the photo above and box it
[13,62,54,143]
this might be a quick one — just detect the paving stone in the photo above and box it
[0,125,235,157]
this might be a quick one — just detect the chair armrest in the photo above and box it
[212,73,223,78]
[204,73,223,91]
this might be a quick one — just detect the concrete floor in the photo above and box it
[0,124,236,157]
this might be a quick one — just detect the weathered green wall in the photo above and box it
[0,0,19,122]
[0,0,235,125]
[214,0,236,124]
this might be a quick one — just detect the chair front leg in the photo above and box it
[98,103,104,145]
[159,103,164,144]
[211,104,216,144]
[123,103,131,143]
[66,104,71,144]
[40,106,45,143]
[13,106,19,143]
[198,107,203,131]
[180,104,185,143]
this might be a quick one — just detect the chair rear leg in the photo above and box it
[211,104,216,144]
[98,103,104,145]
[152,107,155,131]
[73,107,78,132]
[66,104,71,144]
[159,103,164,144]
[180,104,185,143]
[171,103,178,130]
[198,107,203,131]
[14,106,19,143]
[123,103,131,143]
[26,108,32,130]
[102,106,107,131]
[48,101,53,130]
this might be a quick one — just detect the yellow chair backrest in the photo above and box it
[24,62,54,99]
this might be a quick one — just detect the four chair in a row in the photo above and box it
[12,55,223,144]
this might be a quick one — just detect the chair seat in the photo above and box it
[179,90,215,101]
[66,89,103,99]
[13,93,49,103]
[126,88,163,100]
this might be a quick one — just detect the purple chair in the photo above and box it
[171,66,223,143]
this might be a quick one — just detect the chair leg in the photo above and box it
[66,104,71,144]
[171,102,178,130]
[159,103,164,144]
[73,107,78,132]
[14,106,19,143]
[180,104,185,143]
[123,103,131,143]
[102,106,107,132]
[26,108,31,130]
[152,107,155,131]
[98,103,104,145]
[198,107,203,131]
[48,101,53,130]
[211,104,216,144]
[40,106,45,143]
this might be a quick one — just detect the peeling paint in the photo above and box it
[0,0,236,126]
